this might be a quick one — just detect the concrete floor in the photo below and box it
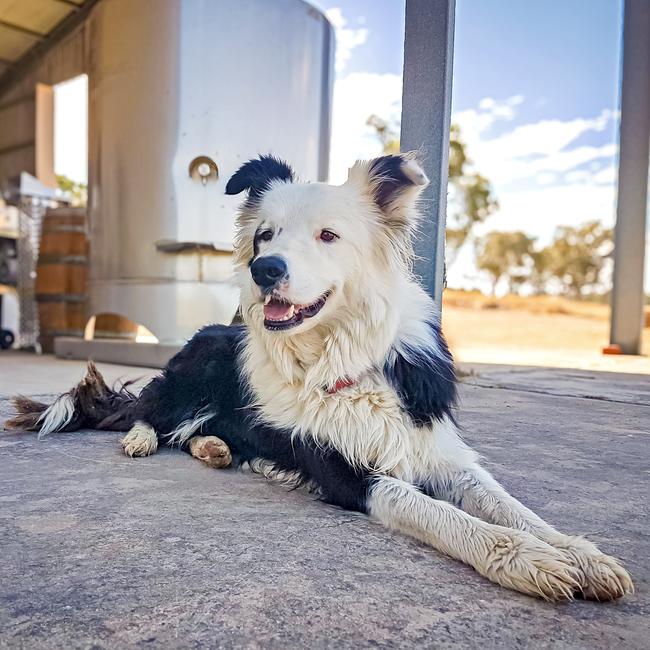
[0,351,159,395]
[0,353,649,649]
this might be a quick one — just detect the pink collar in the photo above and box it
[327,377,356,394]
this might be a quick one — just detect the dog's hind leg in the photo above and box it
[121,422,158,457]
[368,475,581,601]
[432,463,634,601]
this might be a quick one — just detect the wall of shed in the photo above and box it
[0,20,88,186]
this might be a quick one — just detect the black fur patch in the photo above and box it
[252,226,271,258]
[368,154,416,210]
[383,321,458,427]
[131,324,371,513]
[6,361,138,432]
[225,155,294,202]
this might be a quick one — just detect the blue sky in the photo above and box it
[321,0,621,128]
[318,0,645,292]
[453,1,621,122]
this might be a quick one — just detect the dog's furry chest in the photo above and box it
[245,366,476,480]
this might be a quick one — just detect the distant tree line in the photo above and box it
[368,115,613,300]
[475,223,613,298]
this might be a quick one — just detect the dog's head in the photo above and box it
[226,153,428,334]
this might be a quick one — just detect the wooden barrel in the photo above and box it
[36,208,88,352]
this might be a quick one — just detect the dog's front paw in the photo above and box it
[189,435,232,469]
[549,535,633,601]
[481,530,581,601]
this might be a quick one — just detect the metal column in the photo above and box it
[610,0,650,354]
[400,0,456,308]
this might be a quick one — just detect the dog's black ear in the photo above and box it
[366,154,428,210]
[346,154,428,262]
[225,155,294,200]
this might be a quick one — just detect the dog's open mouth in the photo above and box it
[263,291,331,331]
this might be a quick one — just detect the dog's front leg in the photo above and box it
[368,476,581,601]
[434,464,633,600]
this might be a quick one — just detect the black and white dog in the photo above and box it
[8,154,632,601]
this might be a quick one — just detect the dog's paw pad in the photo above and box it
[189,435,232,469]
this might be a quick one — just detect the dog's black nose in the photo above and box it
[251,256,288,289]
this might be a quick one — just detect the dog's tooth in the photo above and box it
[264,295,272,305]
[286,305,295,319]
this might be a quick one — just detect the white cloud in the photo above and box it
[326,7,369,73]
[446,98,622,291]
[453,95,522,143]
[564,169,592,184]
[476,94,523,120]
[454,101,617,186]
[487,110,611,155]
[592,165,618,185]
[329,72,402,183]
[535,172,557,186]
[475,183,616,242]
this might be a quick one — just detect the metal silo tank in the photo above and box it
[87,0,333,343]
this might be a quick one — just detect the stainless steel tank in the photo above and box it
[87,0,333,343]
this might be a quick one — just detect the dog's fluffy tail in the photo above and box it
[6,361,138,436]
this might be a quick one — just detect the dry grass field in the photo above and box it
[442,290,650,374]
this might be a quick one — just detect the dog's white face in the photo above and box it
[241,182,376,333]
[227,154,428,335]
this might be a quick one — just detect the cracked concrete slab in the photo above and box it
[463,363,650,407]
[0,356,648,649]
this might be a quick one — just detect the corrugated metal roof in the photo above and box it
[0,0,85,76]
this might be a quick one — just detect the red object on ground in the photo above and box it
[602,344,623,355]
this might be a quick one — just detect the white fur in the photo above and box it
[121,422,158,457]
[229,155,633,600]
[368,476,581,601]
[249,458,310,490]
[432,463,634,599]
[166,411,215,446]
[37,393,75,438]
[401,158,429,186]
[236,158,450,477]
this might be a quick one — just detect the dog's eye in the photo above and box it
[257,230,273,243]
[319,229,339,243]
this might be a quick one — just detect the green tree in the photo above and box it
[366,116,498,262]
[542,221,613,298]
[56,174,87,207]
[366,114,399,154]
[475,231,535,295]
[530,247,552,295]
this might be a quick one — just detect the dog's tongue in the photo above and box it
[264,300,294,320]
